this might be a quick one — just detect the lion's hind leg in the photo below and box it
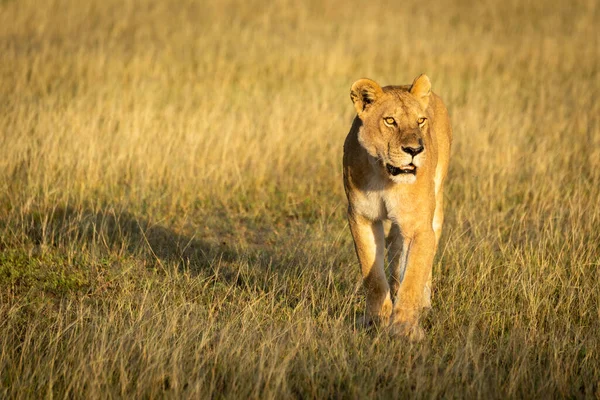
[386,223,408,305]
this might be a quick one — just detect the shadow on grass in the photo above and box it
[22,206,245,275]
[15,205,353,316]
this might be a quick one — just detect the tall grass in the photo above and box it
[1,0,599,397]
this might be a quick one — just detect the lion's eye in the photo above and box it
[384,117,396,126]
[417,117,427,125]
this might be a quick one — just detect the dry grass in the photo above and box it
[1,0,600,397]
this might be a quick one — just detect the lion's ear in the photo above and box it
[409,74,431,108]
[350,78,383,116]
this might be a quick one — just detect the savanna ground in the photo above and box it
[1,0,599,398]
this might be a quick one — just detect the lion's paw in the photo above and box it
[389,321,425,342]
[357,314,390,331]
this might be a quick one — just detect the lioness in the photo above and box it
[343,74,452,341]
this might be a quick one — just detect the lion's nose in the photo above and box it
[402,144,424,157]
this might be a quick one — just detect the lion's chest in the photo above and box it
[352,188,419,226]
[352,190,388,221]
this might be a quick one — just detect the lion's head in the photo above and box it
[350,74,432,185]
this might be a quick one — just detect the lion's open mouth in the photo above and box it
[386,163,416,176]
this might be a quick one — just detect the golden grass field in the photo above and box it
[1,0,599,397]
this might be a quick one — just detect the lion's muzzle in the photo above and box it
[401,144,424,157]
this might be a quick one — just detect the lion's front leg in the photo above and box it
[390,229,435,341]
[348,214,392,327]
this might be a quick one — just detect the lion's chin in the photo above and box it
[389,173,417,184]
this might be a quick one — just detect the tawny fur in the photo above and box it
[343,74,452,341]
